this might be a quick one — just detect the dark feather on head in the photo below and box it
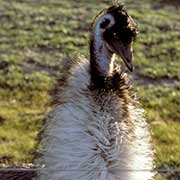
[104,5,138,45]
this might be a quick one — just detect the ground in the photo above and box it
[0,0,179,179]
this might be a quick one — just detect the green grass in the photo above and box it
[0,0,179,178]
[137,85,180,168]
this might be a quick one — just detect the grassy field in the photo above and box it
[0,0,179,179]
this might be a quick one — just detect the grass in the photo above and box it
[137,85,180,168]
[0,0,179,178]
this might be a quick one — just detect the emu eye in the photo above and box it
[113,32,119,39]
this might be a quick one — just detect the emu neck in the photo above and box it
[90,26,115,84]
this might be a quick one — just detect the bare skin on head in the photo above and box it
[90,5,138,87]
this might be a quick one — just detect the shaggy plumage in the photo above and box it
[37,5,154,180]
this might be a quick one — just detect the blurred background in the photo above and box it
[0,0,179,179]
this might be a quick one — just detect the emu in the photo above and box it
[37,5,154,180]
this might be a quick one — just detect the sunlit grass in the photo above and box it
[137,85,180,169]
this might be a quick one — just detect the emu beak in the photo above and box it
[108,40,134,72]
[119,44,134,72]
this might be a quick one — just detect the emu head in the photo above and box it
[93,5,138,72]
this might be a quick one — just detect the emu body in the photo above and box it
[37,5,154,180]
